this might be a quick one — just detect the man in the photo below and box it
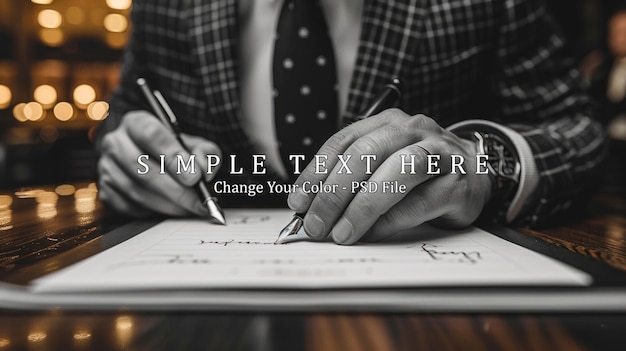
[97,0,606,245]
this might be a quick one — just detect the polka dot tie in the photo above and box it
[273,0,339,178]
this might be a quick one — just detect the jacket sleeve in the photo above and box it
[459,0,607,226]
[499,0,608,226]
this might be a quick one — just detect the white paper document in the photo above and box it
[33,209,591,293]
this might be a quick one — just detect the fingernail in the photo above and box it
[332,218,354,244]
[183,170,200,186]
[304,213,325,238]
[288,188,307,212]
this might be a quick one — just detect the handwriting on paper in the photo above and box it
[417,243,482,264]
[33,209,592,292]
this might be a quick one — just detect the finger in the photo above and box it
[364,175,460,242]
[99,155,195,217]
[101,147,205,217]
[180,134,222,182]
[98,159,161,217]
[98,177,153,218]
[328,141,440,245]
[302,123,426,240]
[122,111,200,187]
[287,109,407,213]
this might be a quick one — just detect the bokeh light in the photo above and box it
[36,191,59,205]
[37,9,62,29]
[0,338,9,348]
[105,32,128,49]
[73,330,92,341]
[0,85,11,109]
[55,184,76,196]
[53,102,74,121]
[75,187,98,214]
[13,103,27,122]
[0,195,12,210]
[36,191,59,219]
[104,13,128,33]
[37,204,57,219]
[66,6,85,25]
[31,0,53,4]
[116,316,133,331]
[34,84,57,108]
[0,209,12,230]
[73,84,96,107]
[39,28,64,46]
[0,338,11,348]
[87,101,109,120]
[24,102,45,121]
[27,332,47,343]
[106,0,132,10]
[15,189,45,199]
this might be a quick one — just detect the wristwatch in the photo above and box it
[456,129,522,222]
[448,119,539,224]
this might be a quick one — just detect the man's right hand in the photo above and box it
[97,111,221,217]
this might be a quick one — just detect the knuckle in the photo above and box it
[453,177,471,197]
[409,113,437,131]
[423,115,439,130]
[353,197,381,218]
[406,116,424,130]
[381,107,403,119]
[404,144,429,162]
[120,111,141,129]
[381,123,405,141]
[100,133,116,154]
[165,153,182,172]
[166,146,187,159]
[376,212,394,229]
[350,136,380,155]
[408,191,428,218]
[314,190,345,212]
[206,141,222,158]
[137,119,162,142]
[320,128,352,155]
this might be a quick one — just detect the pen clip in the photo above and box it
[153,90,180,129]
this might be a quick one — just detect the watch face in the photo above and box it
[484,134,520,181]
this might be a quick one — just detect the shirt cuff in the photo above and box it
[447,119,540,223]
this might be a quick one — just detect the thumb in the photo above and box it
[179,134,222,183]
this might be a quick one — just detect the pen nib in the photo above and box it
[206,199,227,225]
[275,214,305,244]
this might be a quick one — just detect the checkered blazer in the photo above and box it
[100,0,606,226]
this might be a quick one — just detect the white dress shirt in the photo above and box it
[238,0,363,177]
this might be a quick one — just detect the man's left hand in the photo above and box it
[287,109,493,245]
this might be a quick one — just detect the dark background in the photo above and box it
[0,0,625,193]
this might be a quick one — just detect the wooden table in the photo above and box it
[0,183,625,351]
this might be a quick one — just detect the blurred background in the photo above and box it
[0,0,625,191]
[0,0,129,188]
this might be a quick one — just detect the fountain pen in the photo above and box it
[137,78,226,225]
[275,78,403,244]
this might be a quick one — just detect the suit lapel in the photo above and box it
[345,0,428,120]
[188,0,254,157]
